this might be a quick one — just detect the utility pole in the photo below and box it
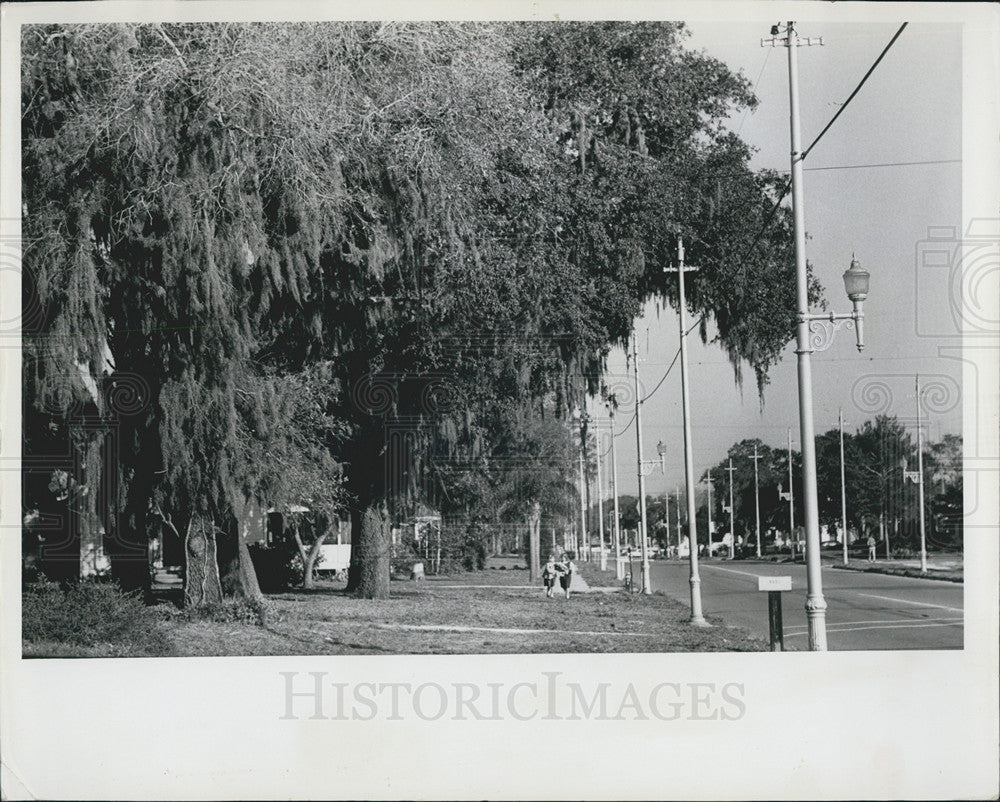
[581,412,591,562]
[840,408,848,565]
[632,334,652,594]
[916,376,927,573]
[675,486,682,556]
[577,435,587,560]
[707,471,714,558]
[608,401,623,580]
[726,458,737,559]
[595,415,607,571]
[665,236,706,624]
[764,20,828,649]
[751,444,763,558]
[903,376,929,573]
[787,429,795,559]
[665,488,673,558]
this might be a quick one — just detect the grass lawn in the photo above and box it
[23,565,768,657]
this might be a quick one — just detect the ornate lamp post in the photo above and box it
[765,20,871,650]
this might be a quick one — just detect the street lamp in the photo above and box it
[766,20,874,650]
[801,256,870,353]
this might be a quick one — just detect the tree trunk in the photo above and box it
[528,503,541,582]
[218,500,264,602]
[184,513,223,607]
[293,527,330,590]
[107,409,158,595]
[346,500,391,599]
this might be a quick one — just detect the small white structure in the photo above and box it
[317,543,352,574]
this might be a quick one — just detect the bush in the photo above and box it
[391,538,423,577]
[248,541,300,591]
[172,595,277,626]
[22,579,172,657]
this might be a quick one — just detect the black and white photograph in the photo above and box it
[1,1,997,799]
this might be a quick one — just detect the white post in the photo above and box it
[632,334,652,594]
[609,406,623,580]
[916,375,928,573]
[786,20,828,649]
[840,408,848,565]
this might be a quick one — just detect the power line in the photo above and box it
[721,24,910,275]
[736,46,771,137]
[801,158,960,172]
[801,23,909,160]
[640,346,680,404]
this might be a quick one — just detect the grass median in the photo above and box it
[24,567,768,657]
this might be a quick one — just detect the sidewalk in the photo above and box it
[422,567,619,594]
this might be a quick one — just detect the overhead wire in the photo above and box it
[721,23,911,275]
[597,26,911,460]
[801,22,909,161]
[736,45,771,137]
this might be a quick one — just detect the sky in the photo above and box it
[591,21,964,497]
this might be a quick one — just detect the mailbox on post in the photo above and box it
[758,576,792,651]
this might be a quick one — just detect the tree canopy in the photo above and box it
[22,21,822,599]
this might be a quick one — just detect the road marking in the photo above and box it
[786,621,963,637]
[857,593,963,614]
[700,565,775,580]
[786,617,962,631]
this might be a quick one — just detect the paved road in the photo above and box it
[648,559,963,650]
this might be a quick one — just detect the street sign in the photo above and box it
[758,576,792,592]
[757,576,791,651]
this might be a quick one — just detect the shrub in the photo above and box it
[22,579,172,657]
[248,541,300,591]
[172,595,277,626]
[391,538,423,577]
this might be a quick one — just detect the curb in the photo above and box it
[830,563,963,583]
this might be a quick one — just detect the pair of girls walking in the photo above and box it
[542,553,577,599]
